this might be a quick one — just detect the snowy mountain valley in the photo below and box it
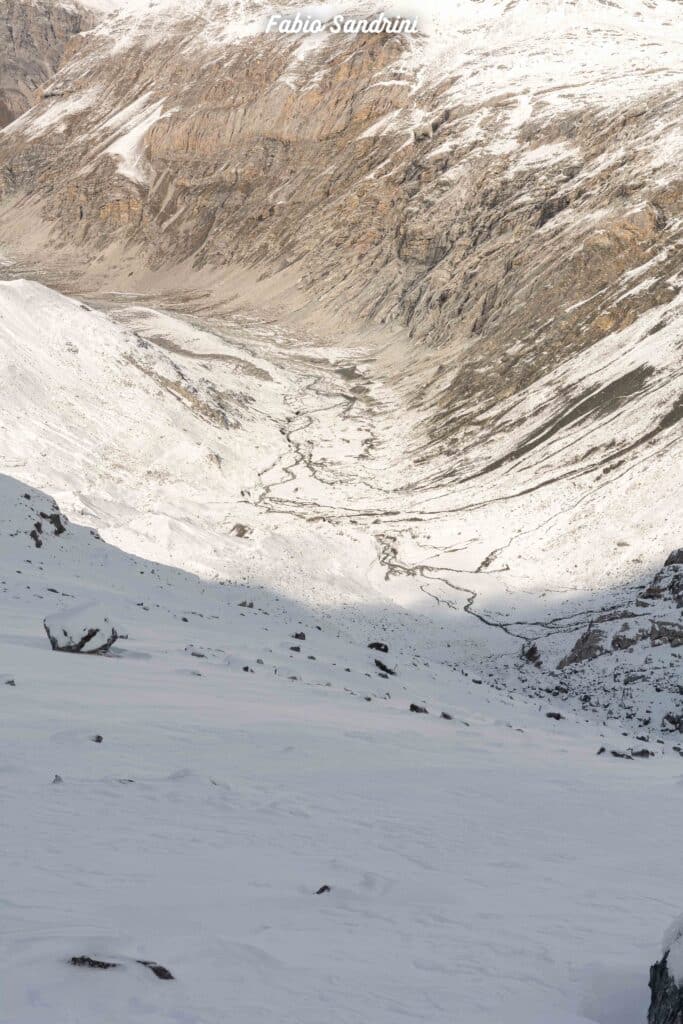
[1,1,683,1022]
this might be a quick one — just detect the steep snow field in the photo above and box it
[0,276,405,602]
[1,471,682,1024]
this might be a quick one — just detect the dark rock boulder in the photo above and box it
[44,605,122,655]
[650,621,683,647]
[521,641,542,667]
[665,549,683,567]
[649,917,683,1023]
[558,623,607,668]
[70,956,117,970]
[137,960,174,980]
[649,954,683,1023]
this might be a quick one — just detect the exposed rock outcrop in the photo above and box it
[0,0,94,128]
[534,550,683,733]
[648,955,683,1024]
[649,918,683,1024]
[44,605,122,654]
[557,553,683,669]
[558,625,607,668]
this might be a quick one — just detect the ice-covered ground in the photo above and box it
[1,471,681,1024]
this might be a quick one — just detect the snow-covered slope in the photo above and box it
[84,0,683,86]
[0,4,681,1017]
[0,272,681,733]
[2,470,683,1024]
[0,276,402,601]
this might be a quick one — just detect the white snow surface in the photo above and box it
[664,915,683,984]
[103,99,169,183]
[0,268,680,1023]
[0,470,680,1024]
[0,274,681,721]
[0,277,403,604]
[0,88,101,139]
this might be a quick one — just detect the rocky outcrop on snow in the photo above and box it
[558,552,683,665]
[649,918,683,1024]
[7,483,73,551]
[557,555,683,674]
[0,0,94,128]
[515,551,683,733]
[70,956,174,979]
[558,625,608,668]
[44,605,121,654]
[648,958,683,1024]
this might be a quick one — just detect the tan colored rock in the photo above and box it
[0,0,94,127]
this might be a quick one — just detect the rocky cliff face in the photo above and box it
[649,957,683,1024]
[0,0,94,128]
[650,919,683,1024]
[0,2,681,459]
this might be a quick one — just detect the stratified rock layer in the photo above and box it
[0,0,93,127]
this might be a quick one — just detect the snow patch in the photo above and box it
[2,88,100,138]
[663,915,683,983]
[517,141,580,167]
[104,99,170,183]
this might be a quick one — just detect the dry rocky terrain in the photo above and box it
[0,0,94,128]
